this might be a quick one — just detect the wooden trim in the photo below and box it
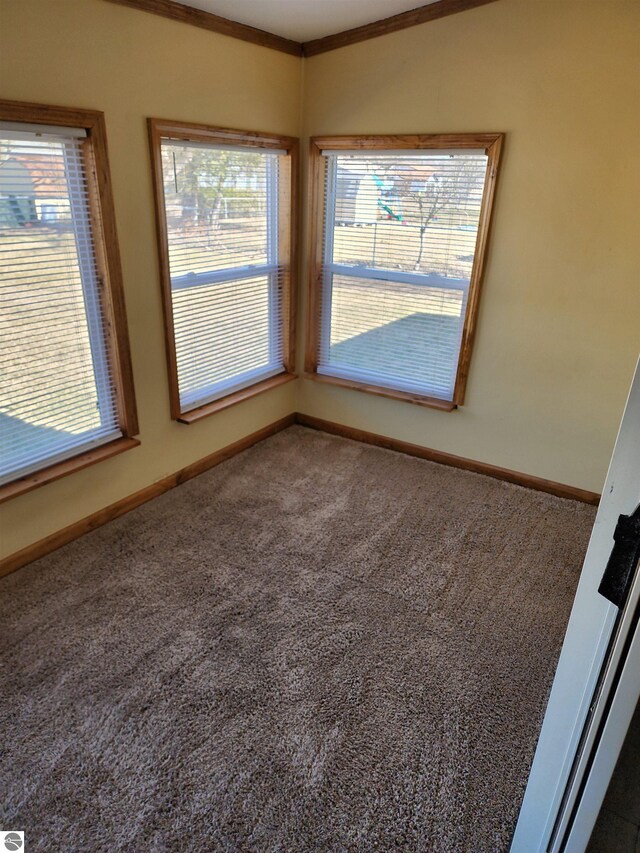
[304,138,326,374]
[82,110,139,435]
[177,372,297,423]
[305,373,456,412]
[104,0,302,56]
[310,133,503,152]
[302,0,500,57]
[305,133,504,407]
[147,118,299,422]
[105,0,497,58]
[0,100,106,130]
[295,413,601,505]
[147,119,298,150]
[0,438,140,506]
[0,415,296,578]
[0,409,599,578]
[147,118,182,420]
[453,133,503,403]
[281,140,299,372]
[0,99,139,482]
[0,103,139,434]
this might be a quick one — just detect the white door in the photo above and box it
[512,356,640,852]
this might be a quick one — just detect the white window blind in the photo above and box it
[0,127,121,486]
[317,150,490,402]
[159,139,285,412]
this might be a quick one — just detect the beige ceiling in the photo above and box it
[179,0,439,43]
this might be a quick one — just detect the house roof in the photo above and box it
[10,154,67,198]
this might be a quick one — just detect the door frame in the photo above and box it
[562,594,640,850]
[511,356,640,852]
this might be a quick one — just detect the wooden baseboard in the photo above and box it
[0,414,295,579]
[1,408,599,579]
[295,413,601,506]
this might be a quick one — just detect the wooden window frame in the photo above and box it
[0,100,139,504]
[305,133,504,410]
[148,119,298,424]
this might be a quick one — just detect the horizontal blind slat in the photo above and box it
[159,138,286,409]
[0,128,122,483]
[317,150,489,401]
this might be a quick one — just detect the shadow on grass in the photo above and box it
[0,412,79,477]
[328,313,462,389]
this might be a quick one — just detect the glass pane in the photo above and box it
[322,273,466,400]
[318,151,490,400]
[161,143,272,278]
[172,274,275,408]
[331,153,487,281]
[159,139,283,410]
[0,135,117,482]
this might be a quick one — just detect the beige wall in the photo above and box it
[1,0,638,560]
[0,0,302,558]
[299,0,640,494]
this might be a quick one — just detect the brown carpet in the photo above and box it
[0,426,595,852]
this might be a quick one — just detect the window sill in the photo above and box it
[177,372,297,424]
[304,372,457,412]
[0,436,141,505]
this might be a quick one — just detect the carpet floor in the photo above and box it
[0,426,596,852]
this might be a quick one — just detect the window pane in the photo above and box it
[0,131,121,484]
[172,274,279,409]
[158,138,285,411]
[162,143,271,278]
[321,273,466,400]
[318,150,490,401]
[331,153,486,279]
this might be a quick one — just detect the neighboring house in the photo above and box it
[0,150,69,226]
[335,161,445,226]
[0,156,37,226]
[335,168,380,225]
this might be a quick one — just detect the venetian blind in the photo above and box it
[159,139,286,412]
[317,149,490,402]
[0,124,121,486]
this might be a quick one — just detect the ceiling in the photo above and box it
[179,0,440,43]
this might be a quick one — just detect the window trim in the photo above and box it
[147,118,298,423]
[0,100,139,503]
[305,133,504,409]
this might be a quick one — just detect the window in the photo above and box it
[148,120,297,423]
[0,101,138,500]
[306,134,503,409]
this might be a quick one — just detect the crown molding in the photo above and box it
[104,0,499,58]
[302,0,499,56]
[104,0,303,56]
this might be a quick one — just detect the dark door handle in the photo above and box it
[598,503,640,608]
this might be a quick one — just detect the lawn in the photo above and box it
[322,217,474,397]
[0,226,103,477]
[0,212,475,473]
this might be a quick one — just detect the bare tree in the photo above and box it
[396,157,485,271]
[164,147,263,235]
